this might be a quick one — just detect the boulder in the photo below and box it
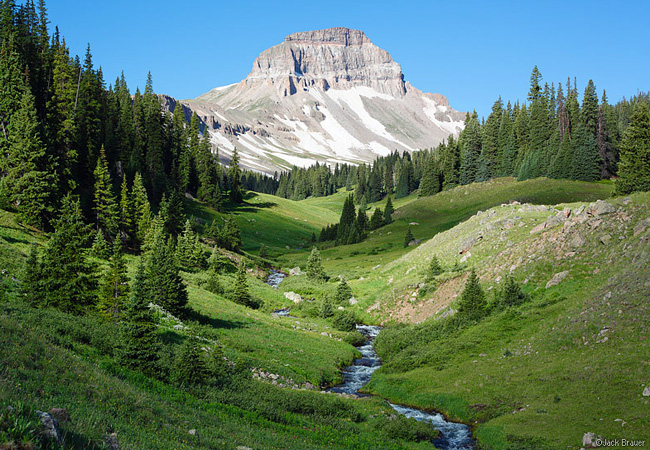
[530,223,546,234]
[36,411,63,445]
[634,218,650,237]
[582,432,601,448]
[600,234,612,245]
[459,235,482,254]
[284,291,303,304]
[588,200,616,216]
[349,297,358,305]
[105,433,121,450]
[289,267,302,276]
[643,386,650,397]
[546,271,569,289]
[569,233,586,248]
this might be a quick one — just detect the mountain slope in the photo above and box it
[363,190,650,449]
[179,28,464,173]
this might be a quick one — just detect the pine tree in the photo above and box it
[120,260,160,376]
[97,239,130,320]
[336,195,356,244]
[3,87,55,228]
[383,196,394,224]
[146,236,188,316]
[615,104,650,195]
[39,196,97,313]
[335,278,352,305]
[404,227,414,247]
[306,247,326,282]
[259,243,269,259]
[496,276,528,309]
[172,336,209,386]
[418,158,440,197]
[176,219,205,271]
[320,298,334,318]
[426,255,442,281]
[131,172,151,249]
[21,244,42,305]
[369,207,384,230]
[231,262,253,307]
[119,176,133,244]
[228,147,243,203]
[93,147,119,240]
[456,270,487,322]
[91,229,111,259]
[159,189,184,236]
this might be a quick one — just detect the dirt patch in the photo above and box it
[383,273,469,324]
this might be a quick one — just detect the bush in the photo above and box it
[375,414,438,442]
[332,310,356,332]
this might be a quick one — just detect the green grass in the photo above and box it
[363,190,650,449]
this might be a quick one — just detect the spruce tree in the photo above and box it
[93,147,119,240]
[426,255,442,281]
[615,104,650,195]
[21,244,42,306]
[119,176,133,244]
[91,229,111,259]
[497,276,528,309]
[39,196,97,313]
[3,88,55,228]
[146,236,188,317]
[456,270,487,322]
[306,247,326,282]
[177,219,205,271]
[97,239,130,321]
[383,196,394,224]
[228,147,243,203]
[369,207,384,230]
[404,227,415,247]
[172,336,209,386]
[418,159,440,197]
[320,298,334,318]
[231,262,253,307]
[120,260,160,377]
[131,172,151,249]
[335,278,352,305]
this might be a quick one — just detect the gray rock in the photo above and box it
[600,234,612,245]
[634,218,650,237]
[545,214,566,228]
[459,235,482,254]
[289,267,302,276]
[189,429,198,436]
[589,200,616,215]
[348,297,358,305]
[36,411,63,445]
[408,239,422,246]
[546,271,569,289]
[105,433,121,450]
[284,291,303,304]
[569,233,586,248]
[643,386,650,397]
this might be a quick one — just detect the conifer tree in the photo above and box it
[306,247,326,282]
[228,147,243,203]
[426,255,442,281]
[418,158,440,197]
[383,196,394,224]
[177,219,205,271]
[369,207,384,230]
[615,104,650,195]
[335,278,352,305]
[496,276,528,309]
[21,244,42,305]
[91,229,111,259]
[131,172,151,248]
[39,196,97,313]
[404,227,414,247]
[98,239,130,320]
[119,176,133,244]
[3,87,55,228]
[172,336,209,386]
[336,195,356,244]
[120,260,160,376]
[456,269,487,322]
[93,147,119,239]
[320,298,334,318]
[146,235,188,316]
[232,262,253,307]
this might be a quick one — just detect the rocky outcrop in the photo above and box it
[546,271,569,289]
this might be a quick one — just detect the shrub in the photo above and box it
[333,310,356,332]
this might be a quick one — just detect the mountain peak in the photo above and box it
[284,27,370,46]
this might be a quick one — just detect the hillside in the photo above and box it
[363,190,650,449]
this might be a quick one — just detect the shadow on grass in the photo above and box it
[185,308,250,330]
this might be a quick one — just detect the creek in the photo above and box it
[265,273,475,449]
[327,326,475,450]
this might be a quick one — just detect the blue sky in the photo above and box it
[47,0,649,118]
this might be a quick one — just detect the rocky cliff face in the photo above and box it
[178,28,464,174]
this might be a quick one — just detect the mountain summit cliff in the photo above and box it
[181,28,464,173]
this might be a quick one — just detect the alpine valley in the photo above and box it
[1,2,650,450]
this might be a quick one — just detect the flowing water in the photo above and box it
[265,273,474,449]
[327,325,475,450]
